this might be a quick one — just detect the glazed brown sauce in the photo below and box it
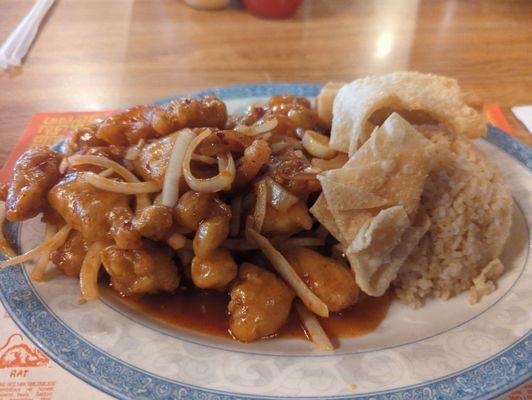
[114,287,394,341]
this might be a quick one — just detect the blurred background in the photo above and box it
[0,0,531,157]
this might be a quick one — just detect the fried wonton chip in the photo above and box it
[347,206,410,295]
[317,173,389,211]
[312,113,434,295]
[329,72,486,154]
[310,194,346,245]
[316,81,345,127]
[346,207,431,296]
[319,113,434,240]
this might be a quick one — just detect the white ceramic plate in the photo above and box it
[0,83,531,400]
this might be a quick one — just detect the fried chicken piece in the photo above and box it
[101,241,180,296]
[96,96,227,146]
[50,230,90,278]
[191,248,237,290]
[261,201,313,236]
[150,96,227,135]
[6,147,62,221]
[253,102,318,138]
[48,172,132,242]
[234,139,271,188]
[237,104,265,126]
[107,207,142,249]
[267,95,311,109]
[64,121,107,155]
[97,105,158,146]
[268,103,318,132]
[195,129,252,156]
[174,191,222,230]
[132,204,173,241]
[174,191,231,257]
[132,134,176,184]
[193,213,231,258]
[283,247,359,312]
[228,263,294,342]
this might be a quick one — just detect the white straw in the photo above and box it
[0,7,38,58]
[10,0,54,64]
[0,0,55,69]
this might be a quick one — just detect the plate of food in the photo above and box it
[0,72,530,400]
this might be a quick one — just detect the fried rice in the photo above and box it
[393,126,513,307]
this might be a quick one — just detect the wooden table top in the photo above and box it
[1,0,531,163]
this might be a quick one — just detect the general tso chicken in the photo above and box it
[0,93,352,349]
